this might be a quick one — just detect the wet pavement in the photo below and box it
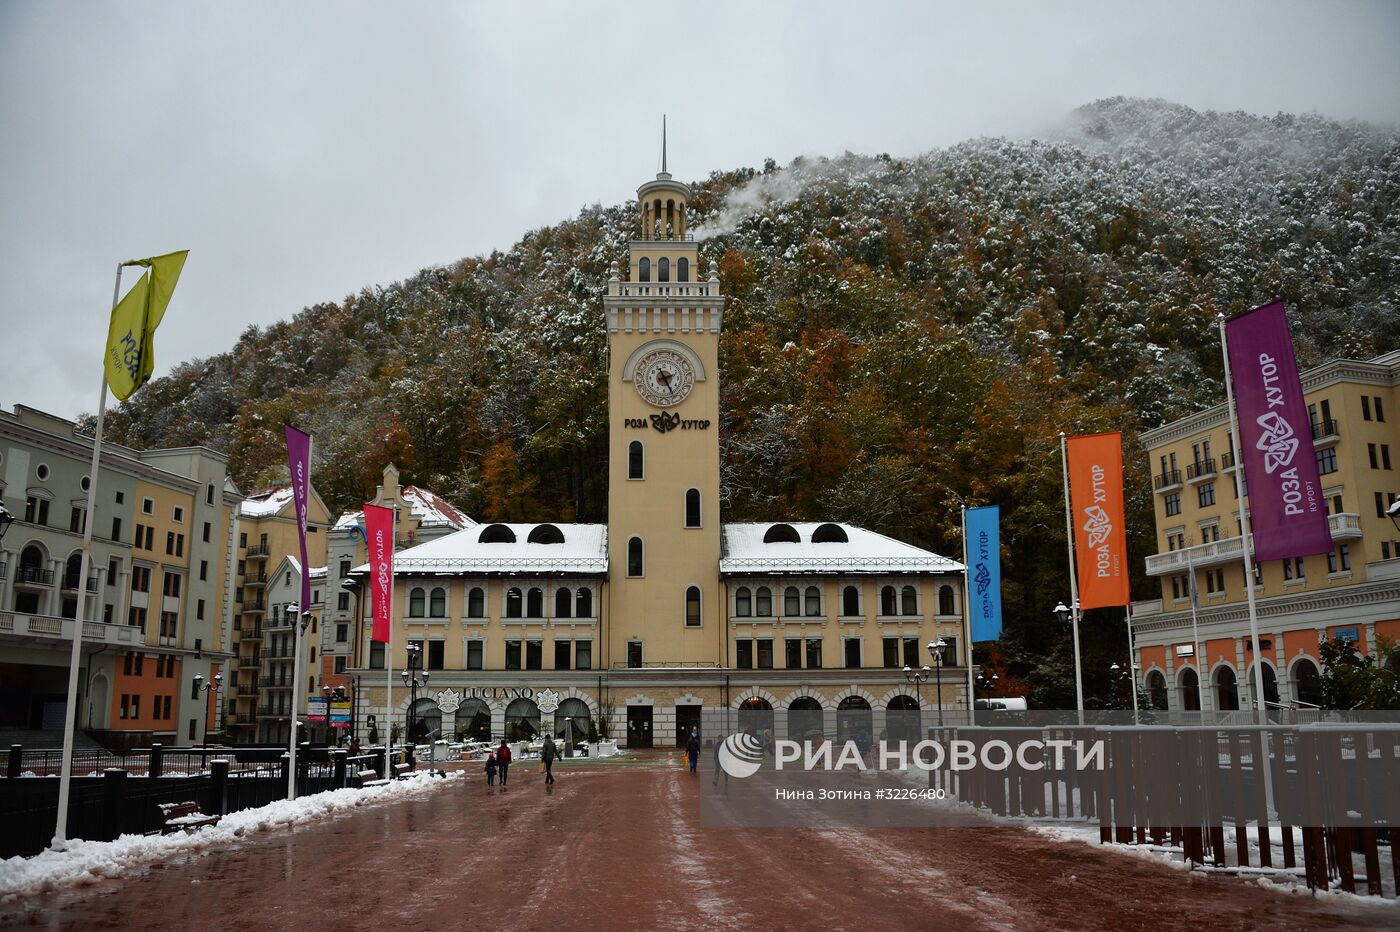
[1,755,1394,931]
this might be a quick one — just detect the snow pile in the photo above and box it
[0,771,461,902]
[239,487,294,518]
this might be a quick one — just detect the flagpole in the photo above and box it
[960,505,976,727]
[1217,314,1269,725]
[289,602,302,799]
[1059,432,1086,724]
[1185,548,1208,713]
[1125,608,1139,724]
[385,506,396,782]
[53,262,127,847]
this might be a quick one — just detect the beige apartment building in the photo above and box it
[348,157,969,748]
[1,405,239,748]
[226,485,331,743]
[1132,350,1400,713]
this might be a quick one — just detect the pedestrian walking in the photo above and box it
[496,738,512,785]
[485,750,498,786]
[686,730,700,774]
[542,734,558,785]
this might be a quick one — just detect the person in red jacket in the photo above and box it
[496,738,513,785]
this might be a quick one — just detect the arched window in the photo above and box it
[901,585,918,616]
[1253,662,1280,707]
[842,585,859,617]
[638,257,651,282]
[506,587,523,618]
[576,587,592,618]
[408,587,425,618]
[527,587,543,618]
[735,586,752,617]
[555,587,572,618]
[628,441,644,480]
[685,586,701,627]
[1215,666,1239,711]
[685,489,701,528]
[812,523,849,543]
[764,523,801,543]
[1293,658,1321,707]
[658,257,670,282]
[804,586,821,616]
[1146,671,1169,710]
[467,587,485,618]
[677,257,689,282]
[527,524,565,544]
[429,587,446,618]
[628,538,643,577]
[1179,667,1201,711]
[938,585,955,616]
[784,587,800,616]
[880,586,897,616]
[755,586,772,616]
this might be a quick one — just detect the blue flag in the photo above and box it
[966,506,1002,642]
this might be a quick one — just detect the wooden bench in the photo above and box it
[158,801,219,834]
[392,762,413,780]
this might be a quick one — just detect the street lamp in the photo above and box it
[1054,600,1086,720]
[322,684,347,744]
[902,662,932,714]
[976,672,999,700]
[1389,499,1400,535]
[401,643,429,744]
[193,672,222,753]
[0,502,14,543]
[928,639,947,726]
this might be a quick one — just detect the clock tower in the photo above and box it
[604,141,724,669]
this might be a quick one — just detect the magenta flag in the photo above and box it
[284,424,312,613]
[1224,301,1332,561]
[364,504,394,643]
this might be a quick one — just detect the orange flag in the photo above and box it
[1067,432,1130,609]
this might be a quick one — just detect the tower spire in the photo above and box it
[662,114,668,174]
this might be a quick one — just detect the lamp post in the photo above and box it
[322,684,347,744]
[1054,600,1086,720]
[563,716,573,758]
[902,662,932,739]
[975,672,1000,705]
[193,672,222,754]
[0,502,14,543]
[1389,499,1400,535]
[401,642,429,744]
[340,577,362,738]
[928,639,947,726]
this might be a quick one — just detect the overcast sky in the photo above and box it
[2,0,1397,422]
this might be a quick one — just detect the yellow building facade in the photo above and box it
[351,157,968,748]
[1132,351,1400,713]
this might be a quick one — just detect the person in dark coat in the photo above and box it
[496,738,512,785]
[348,737,362,757]
[485,750,498,786]
[542,735,558,785]
[686,731,701,774]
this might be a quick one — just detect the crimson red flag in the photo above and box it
[365,504,394,643]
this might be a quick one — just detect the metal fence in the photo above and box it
[0,744,407,859]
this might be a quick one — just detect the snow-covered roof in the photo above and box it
[334,486,474,533]
[719,522,962,576]
[355,523,607,576]
[239,487,294,518]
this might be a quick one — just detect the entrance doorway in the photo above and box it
[626,705,653,748]
[675,704,701,746]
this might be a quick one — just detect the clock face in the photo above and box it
[633,349,695,407]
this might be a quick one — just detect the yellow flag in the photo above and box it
[103,250,188,401]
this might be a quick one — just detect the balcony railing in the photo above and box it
[245,545,271,558]
[1311,418,1340,443]
[237,623,263,640]
[259,677,291,688]
[1185,458,1216,482]
[1145,513,1363,575]
[256,706,290,718]
[1153,469,1183,491]
[0,611,144,646]
[1220,451,1236,470]
[0,562,7,579]
[14,566,54,586]
[244,573,267,588]
[60,574,99,592]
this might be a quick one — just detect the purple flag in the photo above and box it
[1224,302,1332,561]
[284,424,312,613]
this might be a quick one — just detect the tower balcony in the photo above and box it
[1144,513,1363,575]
